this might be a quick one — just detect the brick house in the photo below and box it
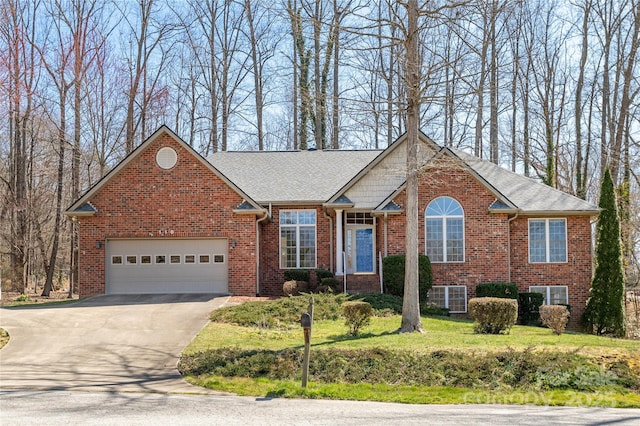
[67,126,598,323]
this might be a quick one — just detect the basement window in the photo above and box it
[529,286,568,305]
[429,286,467,313]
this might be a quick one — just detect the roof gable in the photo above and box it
[66,126,263,216]
[328,131,440,209]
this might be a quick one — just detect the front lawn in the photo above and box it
[181,294,640,407]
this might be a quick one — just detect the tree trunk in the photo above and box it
[575,0,590,199]
[43,94,67,297]
[489,0,499,164]
[400,0,424,334]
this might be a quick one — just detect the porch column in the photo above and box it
[335,209,344,275]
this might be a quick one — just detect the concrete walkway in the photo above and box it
[0,294,228,393]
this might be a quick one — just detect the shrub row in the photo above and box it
[179,347,640,392]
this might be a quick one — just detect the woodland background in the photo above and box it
[1,0,638,296]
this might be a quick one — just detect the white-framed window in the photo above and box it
[140,255,152,265]
[429,285,467,313]
[213,254,225,263]
[111,255,123,265]
[199,254,210,264]
[280,210,317,268]
[529,285,569,305]
[529,218,567,263]
[184,255,196,264]
[425,196,464,263]
[170,255,181,264]
[155,255,166,264]
[126,255,137,265]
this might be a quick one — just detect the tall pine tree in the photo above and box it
[583,169,626,336]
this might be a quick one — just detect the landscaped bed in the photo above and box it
[180,293,640,407]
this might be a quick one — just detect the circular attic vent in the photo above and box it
[156,147,177,169]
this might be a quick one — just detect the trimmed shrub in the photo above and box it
[341,301,372,336]
[518,292,544,325]
[282,280,309,296]
[282,280,297,296]
[284,269,310,282]
[476,282,519,299]
[468,297,518,334]
[382,254,432,302]
[540,305,570,335]
[315,269,334,281]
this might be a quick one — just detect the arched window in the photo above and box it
[425,196,464,262]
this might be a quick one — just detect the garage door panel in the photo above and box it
[106,239,228,294]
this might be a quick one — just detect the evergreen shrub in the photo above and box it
[469,297,518,334]
[476,282,519,299]
[382,254,432,302]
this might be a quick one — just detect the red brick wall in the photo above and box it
[259,205,332,295]
[386,164,511,295]
[76,132,258,297]
[382,163,593,327]
[510,215,593,327]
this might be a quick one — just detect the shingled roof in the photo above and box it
[449,148,599,214]
[207,149,382,204]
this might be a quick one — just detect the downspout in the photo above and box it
[255,204,271,296]
[323,209,334,272]
[383,212,388,257]
[507,212,519,283]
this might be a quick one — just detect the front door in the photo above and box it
[346,226,374,274]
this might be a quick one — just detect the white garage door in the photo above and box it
[106,239,228,294]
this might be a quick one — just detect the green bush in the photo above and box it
[382,254,432,302]
[518,292,544,325]
[476,282,519,299]
[341,301,373,336]
[468,297,518,334]
[283,269,310,282]
[315,269,334,281]
[179,347,640,392]
[320,277,341,292]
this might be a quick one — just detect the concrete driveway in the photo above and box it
[0,294,228,393]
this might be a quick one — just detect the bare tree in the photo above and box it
[120,0,173,153]
[399,0,424,333]
[0,0,37,292]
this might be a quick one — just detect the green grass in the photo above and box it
[187,315,640,356]
[185,376,640,408]
[183,295,640,406]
